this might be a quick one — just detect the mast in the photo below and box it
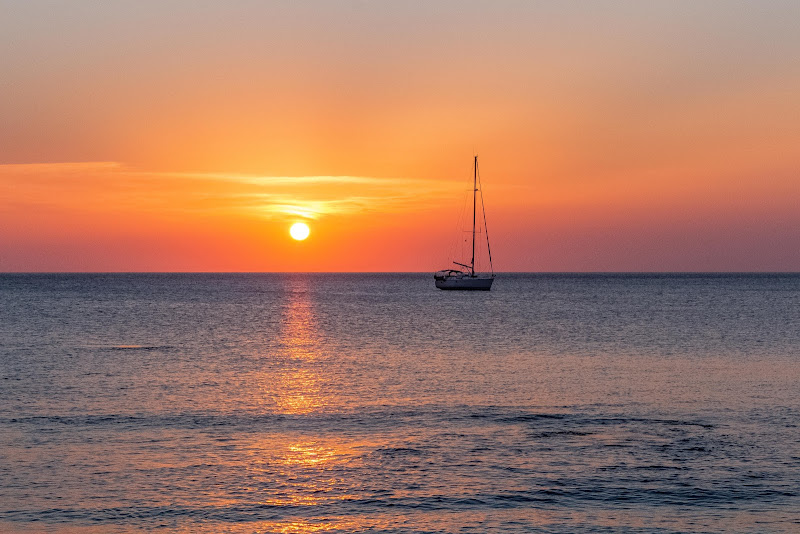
[471,155,477,276]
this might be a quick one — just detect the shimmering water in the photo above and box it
[1,273,799,533]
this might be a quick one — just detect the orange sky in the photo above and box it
[2,2,799,271]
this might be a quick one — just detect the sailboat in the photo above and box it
[434,156,495,290]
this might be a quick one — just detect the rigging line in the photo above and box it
[449,188,468,268]
[453,157,474,267]
[477,164,494,275]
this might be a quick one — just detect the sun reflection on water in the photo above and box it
[269,279,324,414]
[244,279,367,530]
[235,435,376,533]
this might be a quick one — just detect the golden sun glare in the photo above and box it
[289,222,310,241]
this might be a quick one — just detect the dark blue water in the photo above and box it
[1,273,799,532]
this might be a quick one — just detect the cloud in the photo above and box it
[0,162,455,220]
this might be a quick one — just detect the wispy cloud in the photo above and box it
[134,171,431,187]
[0,162,456,219]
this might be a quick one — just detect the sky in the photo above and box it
[1,1,799,272]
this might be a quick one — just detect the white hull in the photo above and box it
[434,274,494,291]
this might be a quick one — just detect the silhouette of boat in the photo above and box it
[434,156,495,290]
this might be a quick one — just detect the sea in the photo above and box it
[1,273,798,533]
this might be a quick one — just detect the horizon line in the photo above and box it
[2,271,799,275]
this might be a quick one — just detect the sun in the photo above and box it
[289,222,310,241]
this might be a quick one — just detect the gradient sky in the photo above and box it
[2,1,799,271]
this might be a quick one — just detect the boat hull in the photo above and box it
[434,276,494,291]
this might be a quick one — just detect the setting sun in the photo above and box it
[290,222,310,241]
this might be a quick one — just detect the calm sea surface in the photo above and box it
[1,273,799,533]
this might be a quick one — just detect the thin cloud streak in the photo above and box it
[0,162,457,220]
[133,170,450,188]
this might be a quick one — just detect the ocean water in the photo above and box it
[1,273,798,533]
